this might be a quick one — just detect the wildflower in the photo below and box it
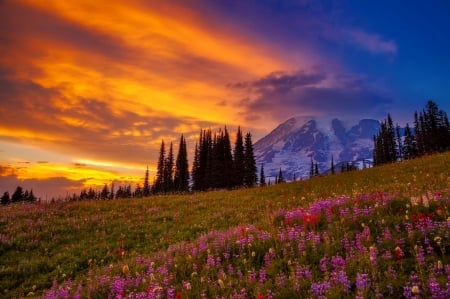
[437,260,443,270]
[257,294,265,299]
[394,246,404,260]
[122,264,130,276]
[411,285,419,295]
[176,292,182,299]
[182,281,191,290]
[436,205,443,216]
[217,279,225,289]
[434,236,442,246]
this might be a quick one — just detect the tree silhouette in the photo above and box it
[1,191,10,205]
[164,142,174,192]
[143,166,151,196]
[11,186,24,203]
[233,126,245,187]
[243,132,257,187]
[153,140,166,194]
[174,134,189,192]
[259,163,266,186]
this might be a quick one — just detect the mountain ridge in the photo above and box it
[254,116,380,180]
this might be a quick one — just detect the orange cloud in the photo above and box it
[0,0,306,196]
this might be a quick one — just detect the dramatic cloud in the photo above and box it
[231,70,393,122]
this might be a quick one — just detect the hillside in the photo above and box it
[1,152,450,298]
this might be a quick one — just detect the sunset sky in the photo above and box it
[1,0,450,198]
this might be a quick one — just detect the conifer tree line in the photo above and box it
[191,126,257,191]
[1,186,37,205]
[374,100,450,165]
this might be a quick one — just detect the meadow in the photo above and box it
[1,152,450,298]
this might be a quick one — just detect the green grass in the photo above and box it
[1,152,450,298]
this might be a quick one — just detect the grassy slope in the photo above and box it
[1,152,449,298]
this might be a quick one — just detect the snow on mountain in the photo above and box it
[254,116,380,181]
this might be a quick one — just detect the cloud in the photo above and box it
[343,29,397,55]
[231,70,393,122]
[229,71,326,92]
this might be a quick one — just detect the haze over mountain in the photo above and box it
[254,116,380,181]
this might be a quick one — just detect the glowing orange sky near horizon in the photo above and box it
[0,0,311,197]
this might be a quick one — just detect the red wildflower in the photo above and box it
[285,218,291,226]
[437,205,443,216]
[257,294,265,299]
[394,246,404,260]
[176,292,182,299]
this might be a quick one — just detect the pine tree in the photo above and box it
[395,124,403,161]
[233,126,245,187]
[11,186,24,203]
[143,166,151,196]
[314,163,319,176]
[174,134,189,192]
[134,184,143,198]
[259,163,266,186]
[192,142,200,191]
[1,191,10,205]
[403,123,416,160]
[387,114,397,162]
[277,168,285,184]
[310,159,314,178]
[100,184,109,200]
[153,140,166,194]
[164,142,174,192]
[243,132,257,187]
[28,189,36,202]
[331,155,335,175]
[109,183,115,200]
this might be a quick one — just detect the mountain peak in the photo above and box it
[254,116,380,180]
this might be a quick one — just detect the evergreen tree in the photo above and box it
[233,126,245,187]
[387,114,397,162]
[395,124,403,161]
[80,189,88,200]
[143,166,151,196]
[373,114,398,166]
[163,142,174,192]
[1,191,10,205]
[403,123,416,160]
[277,168,285,184]
[200,130,212,190]
[331,155,335,174]
[28,189,36,202]
[259,163,266,186]
[87,187,96,200]
[309,159,314,178]
[125,185,132,198]
[243,132,257,187]
[100,184,109,200]
[11,186,24,203]
[191,142,201,191]
[314,163,319,176]
[414,111,424,155]
[153,140,166,193]
[134,184,143,198]
[174,134,189,192]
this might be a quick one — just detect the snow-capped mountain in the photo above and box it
[254,116,380,181]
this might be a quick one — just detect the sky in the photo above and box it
[1,0,450,199]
